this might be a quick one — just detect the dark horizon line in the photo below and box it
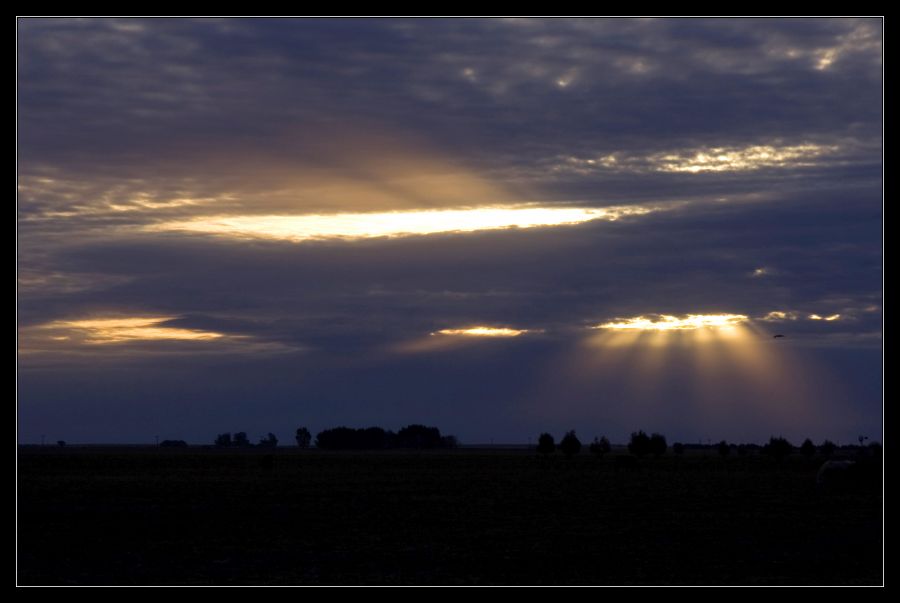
[17,440,881,449]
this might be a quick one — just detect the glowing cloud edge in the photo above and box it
[142,204,656,242]
[593,314,749,331]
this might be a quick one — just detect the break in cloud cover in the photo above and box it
[18,18,882,445]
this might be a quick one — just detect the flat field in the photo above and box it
[17,448,882,585]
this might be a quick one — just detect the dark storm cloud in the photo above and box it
[18,18,881,444]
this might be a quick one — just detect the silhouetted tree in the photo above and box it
[56,440,66,448]
[233,432,251,448]
[800,438,816,457]
[649,433,667,457]
[672,442,685,456]
[764,436,793,462]
[559,430,582,458]
[819,440,837,456]
[295,427,311,449]
[589,436,611,458]
[537,433,555,456]
[361,426,391,449]
[628,431,651,457]
[258,433,278,448]
[396,424,443,449]
[160,439,187,448]
[717,440,730,458]
[316,427,358,450]
[215,433,232,448]
[440,435,459,449]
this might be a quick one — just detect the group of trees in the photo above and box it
[537,430,666,458]
[538,431,590,457]
[214,432,278,448]
[314,424,457,450]
[534,431,863,460]
[534,431,873,460]
[627,431,667,457]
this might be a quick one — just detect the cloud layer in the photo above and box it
[18,18,882,444]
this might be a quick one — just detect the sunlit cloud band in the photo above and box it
[595,314,749,331]
[432,326,533,337]
[143,204,654,242]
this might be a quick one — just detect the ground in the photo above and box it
[17,447,882,585]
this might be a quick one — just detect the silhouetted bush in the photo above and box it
[559,430,581,457]
[800,438,816,457]
[819,440,837,456]
[160,440,187,448]
[396,424,443,449]
[589,436,611,458]
[441,435,459,449]
[56,440,66,447]
[233,432,251,448]
[649,433,667,457]
[672,442,685,456]
[258,433,278,448]
[295,427,311,449]
[214,433,232,448]
[764,436,793,462]
[717,440,730,458]
[537,433,555,455]
[628,431,651,457]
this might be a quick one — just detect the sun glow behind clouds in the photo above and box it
[528,311,846,441]
[144,205,652,242]
[38,316,225,344]
[595,314,749,331]
[433,327,531,337]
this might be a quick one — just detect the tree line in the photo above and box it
[213,424,458,450]
[534,431,876,460]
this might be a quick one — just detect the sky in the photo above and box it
[18,18,882,446]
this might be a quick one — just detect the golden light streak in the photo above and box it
[594,314,748,331]
[143,205,653,242]
[433,327,531,337]
[38,316,225,344]
[809,313,841,321]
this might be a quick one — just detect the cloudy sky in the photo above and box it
[18,18,882,445]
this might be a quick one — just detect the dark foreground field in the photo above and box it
[18,448,882,585]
